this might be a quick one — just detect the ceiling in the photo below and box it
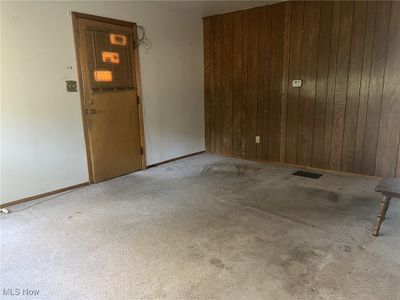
[145,1,281,18]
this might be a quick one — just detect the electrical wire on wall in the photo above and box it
[137,25,152,53]
[135,24,153,158]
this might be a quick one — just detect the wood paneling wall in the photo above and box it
[203,0,400,177]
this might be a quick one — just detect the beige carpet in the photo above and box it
[1,154,399,299]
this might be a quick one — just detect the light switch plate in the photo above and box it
[292,79,302,88]
[66,80,78,92]
[255,136,261,144]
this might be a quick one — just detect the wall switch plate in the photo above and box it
[66,80,78,92]
[255,136,261,144]
[292,79,302,88]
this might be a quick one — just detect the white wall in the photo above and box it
[0,1,205,204]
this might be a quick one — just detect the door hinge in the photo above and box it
[137,95,140,105]
[140,146,144,155]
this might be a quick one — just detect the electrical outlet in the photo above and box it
[292,79,302,88]
[66,80,78,92]
[255,136,261,144]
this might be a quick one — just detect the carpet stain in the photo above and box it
[209,257,225,269]
[293,186,340,203]
[201,163,260,176]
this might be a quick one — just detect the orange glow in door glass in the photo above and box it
[94,70,113,82]
[102,51,120,64]
[110,33,127,46]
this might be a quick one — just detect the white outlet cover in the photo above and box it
[292,80,302,88]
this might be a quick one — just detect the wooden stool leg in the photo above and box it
[373,196,391,237]
[382,197,391,221]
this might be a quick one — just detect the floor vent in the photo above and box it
[292,170,322,179]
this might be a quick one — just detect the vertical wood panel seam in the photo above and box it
[207,23,212,150]
[360,0,383,173]
[351,1,370,173]
[246,9,260,158]
[263,9,272,160]
[255,10,260,159]
[265,8,272,160]
[319,2,334,169]
[240,12,245,156]
[204,20,211,150]
[354,0,377,173]
[219,18,223,153]
[261,8,267,159]
[220,18,224,153]
[280,3,291,162]
[294,1,306,164]
[257,6,269,159]
[322,2,339,168]
[326,2,342,167]
[212,20,216,152]
[231,15,235,155]
[212,21,216,152]
[256,8,264,158]
[339,0,356,171]
[310,2,323,167]
[284,2,297,163]
[211,21,215,152]
[373,1,392,176]
[241,13,248,156]
[231,16,234,155]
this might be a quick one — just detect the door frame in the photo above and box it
[71,12,146,183]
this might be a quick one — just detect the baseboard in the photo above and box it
[147,151,205,168]
[207,151,381,180]
[1,151,205,208]
[0,182,89,209]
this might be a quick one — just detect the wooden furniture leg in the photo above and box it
[373,196,392,237]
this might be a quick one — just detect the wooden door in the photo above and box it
[73,13,145,182]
